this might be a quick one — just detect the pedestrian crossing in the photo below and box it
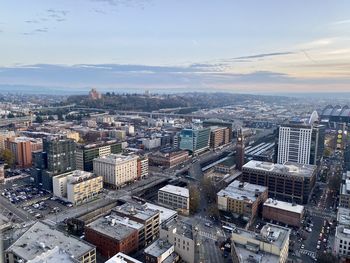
[199,231,217,241]
[299,249,316,258]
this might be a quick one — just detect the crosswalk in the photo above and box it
[299,249,316,258]
[199,231,217,241]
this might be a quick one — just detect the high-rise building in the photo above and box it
[179,127,210,154]
[236,129,245,170]
[0,130,15,151]
[75,140,122,171]
[202,119,233,142]
[93,154,138,189]
[5,136,42,168]
[0,162,4,184]
[276,123,325,165]
[32,136,76,191]
[209,126,230,149]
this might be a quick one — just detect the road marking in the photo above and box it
[299,249,316,257]
[199,231,217,240]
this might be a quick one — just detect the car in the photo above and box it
[317,245,320,250]
[301,244,305,249]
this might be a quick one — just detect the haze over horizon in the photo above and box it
[1,1,350,93]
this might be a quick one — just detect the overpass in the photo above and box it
[0,116,32,127]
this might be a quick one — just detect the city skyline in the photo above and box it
[1,1,350,93]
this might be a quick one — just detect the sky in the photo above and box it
[1,0,350,94]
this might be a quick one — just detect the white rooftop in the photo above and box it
[145,203,177,224]
[104,252,142,263]
[94,153,138,164]
[27,246,77,263]
[263,199,304,214]
[243,160,316,178]
[159,185,189,198]
[6,221,94,261]
[217,181,267,202]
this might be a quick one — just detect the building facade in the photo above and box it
[262,199,304,227]
[52,170,103,205]
[158,185,190,215]
[149,149,189,169]
[5,136,42,168]
[217,181,268,220]
[137,155,149,179]
[93,154,138,189]
[179,127,210,154]
[242,160,316,204]
[277,123,325,165]
[209,126,230,149]
[76,140,122,171]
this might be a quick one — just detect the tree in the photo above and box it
[48,115,55,121]
[202,176,217,203]
[0,149,15,168]
[207,203,220,220]
[189,184,200,215]
[329,174,342,193]
[35,116,44,123]
[317,253,338,263]
[7,113,15,118]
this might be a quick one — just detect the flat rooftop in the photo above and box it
[87,216,137,241]
[162,219,193,240]
[158,185,189,198]
[336,225,350,240]
[107,213,143,231]
[94,153,138,164]
[105,252,142,263]
[234,244,280,263]
[144,239,174,258]
[217,181,267,202]
[6,221,94,261]
[145,203,177,224]
[243,160,316,178]
[113,203,159,222]
[233,223,290,250]
[263,199,304,214]
[337,208,350,226]
[27,246,78,263]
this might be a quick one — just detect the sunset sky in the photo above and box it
[1,0,350,93]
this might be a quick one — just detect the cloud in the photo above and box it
[232,52,294,60]
[25,20,39,24]
[0,63,349,93]
[332,19,350,25]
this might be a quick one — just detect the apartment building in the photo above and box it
[334,208,350,259]
[276,123,325,165]
[158,185,189,215]
[52,170,103,205]
[339,171,350,209]
[5,221,96,263]
[0,130,15,151]
[5,136,42,168]
[209,126,230,149]
[137,155,149,179]
[242,160,317,204]
[217,181,268,220]
[93,154,138,189]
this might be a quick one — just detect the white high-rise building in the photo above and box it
[277,123,325,165]
[277,125,312,164]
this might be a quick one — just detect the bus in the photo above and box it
[222,225,235,233]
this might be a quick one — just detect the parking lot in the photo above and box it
[0,183,74,220]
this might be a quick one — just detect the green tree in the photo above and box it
[7,113,15,118]
[35,115,44,123]
[1,149,15,168]
[329,174,342,193]
[48,115,55,121]
[189,184,200,215]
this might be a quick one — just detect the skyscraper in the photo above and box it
[33,136,76,191]
[276,123,325,165]
[179,127,210,154]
